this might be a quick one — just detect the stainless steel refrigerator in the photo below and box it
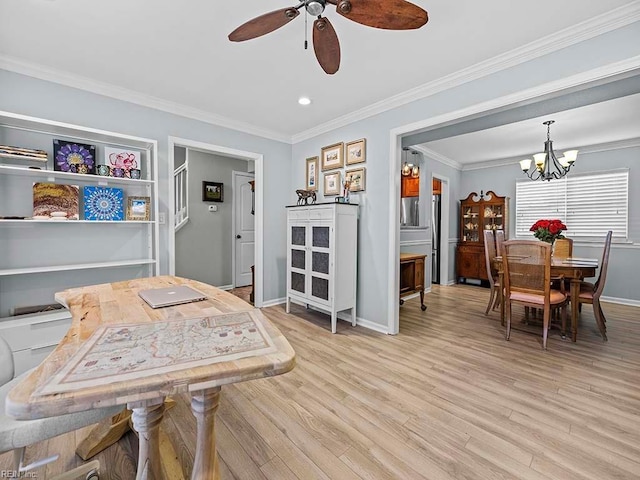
[400,197,420,227]
[431,194,441,284]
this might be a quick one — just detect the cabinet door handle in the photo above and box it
[236,234,242,239]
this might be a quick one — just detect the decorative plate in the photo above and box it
[54,140,96,174]
[83,186,124,221]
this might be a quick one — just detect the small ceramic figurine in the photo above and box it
[343,180,351,203]
[295,189,316,205]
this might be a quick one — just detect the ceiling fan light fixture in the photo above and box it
[298,96,312,105]
[306,0,326,16]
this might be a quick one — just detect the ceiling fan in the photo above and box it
[228,0,428,74]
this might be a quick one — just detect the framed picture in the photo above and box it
[321,142,344,171]
[126,196,151,221]
[202,181,224,202]
[346,138,366,165]
[306,156,318,191]
[345,167,366,192]
[53,139,96,174]
[104,146,140,174]
[33,183,79,219]
[82,186,124,221]
[323,171,342,196]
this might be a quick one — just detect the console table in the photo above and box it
[400,253,427,311]
[5,276,296,480]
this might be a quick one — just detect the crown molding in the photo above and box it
[460,136,640,171]
[291,2,640,143]
[411,145,462,170]
[0,54,292,144]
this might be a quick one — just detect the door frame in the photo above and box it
[231,170,255,288]
[168,136,265,307]
[387,57,640,335]
[431,173,450,287]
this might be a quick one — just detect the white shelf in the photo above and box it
[0,219,155,225]
[0,259,156,277]
[0,164,153,185]
[0,309,71,327]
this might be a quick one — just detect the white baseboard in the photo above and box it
[218,284,233,291]
[284,299,390,335]
[262,297,286,308]
[601,296,640,307]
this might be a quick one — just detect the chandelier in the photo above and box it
[519,120,578,181]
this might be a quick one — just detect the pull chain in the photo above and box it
[304,1,308,49]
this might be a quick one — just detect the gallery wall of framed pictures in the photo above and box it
[312,138,367,198]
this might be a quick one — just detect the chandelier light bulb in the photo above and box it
[563,150,578,163]
[533,153,546,170]
[519,158,532,172]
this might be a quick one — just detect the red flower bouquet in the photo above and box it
[530,219,567,243]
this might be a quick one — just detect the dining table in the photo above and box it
[5,275,296,480]
[495,256,600,342]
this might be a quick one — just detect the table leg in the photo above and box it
[129,397,166,480]
[191,387,222,480]
[571,278,579,342]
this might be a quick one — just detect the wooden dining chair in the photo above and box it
[502,240,568,349]
[553,237,573,259]
[483,230,500,315]
[577,230,612,341]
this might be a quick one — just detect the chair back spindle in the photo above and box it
[553,238,573,259]
[495,230,505,256]
[594,230,612,296]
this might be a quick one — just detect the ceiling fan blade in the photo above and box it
[229,7,300,42]
[335,0,428,30]
[313,17,341,75]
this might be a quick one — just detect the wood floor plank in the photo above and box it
[2,284,639,479]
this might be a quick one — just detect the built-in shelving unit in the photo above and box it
[0,110,160,373]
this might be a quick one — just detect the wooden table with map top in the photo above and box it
[5,276,296,480]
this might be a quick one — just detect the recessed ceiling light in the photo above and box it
[298,97,311,106]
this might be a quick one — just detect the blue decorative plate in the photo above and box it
[83,186,124,221]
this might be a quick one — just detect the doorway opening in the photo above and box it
[388,61,640,334]
[168,137,264,307]
[431,177,442,284]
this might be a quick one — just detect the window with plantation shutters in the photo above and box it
[515,169,628,239]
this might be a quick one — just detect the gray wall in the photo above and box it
[175,150,249,287]
[2,21,639,329]
[0,69,292,303]
[460,145,640,302]
[292,22,640,330]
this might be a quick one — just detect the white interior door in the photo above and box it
[234,172,255,287]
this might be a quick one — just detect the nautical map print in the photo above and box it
[37,310,275,395]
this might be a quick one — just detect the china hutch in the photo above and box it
[456,190,508,283]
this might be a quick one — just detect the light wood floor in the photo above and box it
[2,284,640,479]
